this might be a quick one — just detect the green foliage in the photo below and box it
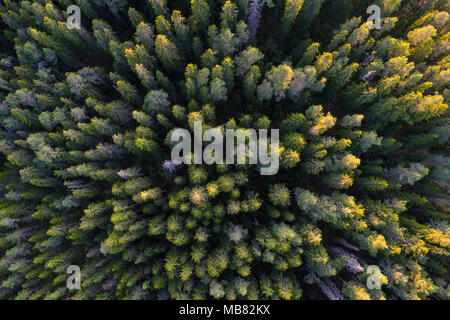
[0,0,448,301]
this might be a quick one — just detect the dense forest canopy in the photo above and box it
[0,0,448,300]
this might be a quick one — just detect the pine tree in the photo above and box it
[0,0,448,301]
[155,35,183,73]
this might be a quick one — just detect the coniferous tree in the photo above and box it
[0,0,448,301]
